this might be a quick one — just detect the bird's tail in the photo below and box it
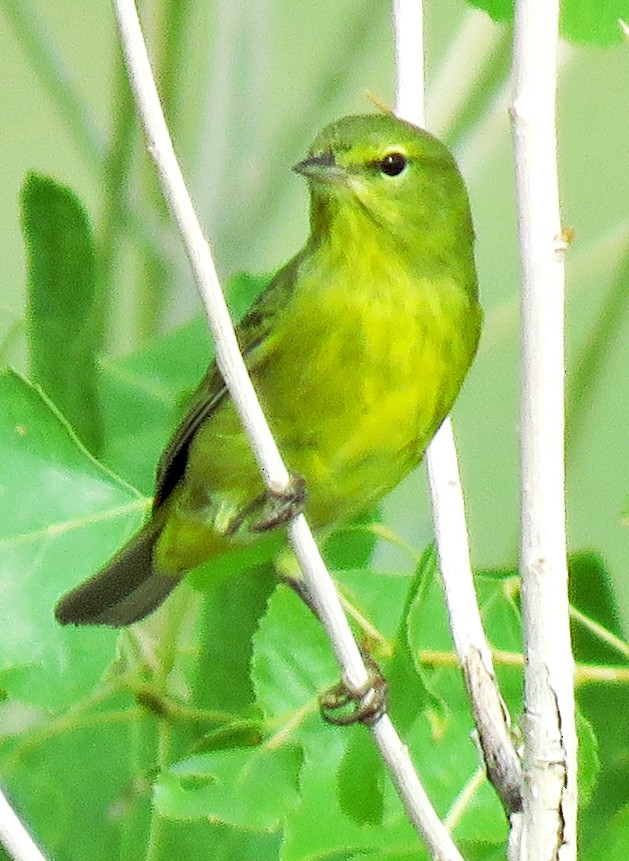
[55,522,179,627]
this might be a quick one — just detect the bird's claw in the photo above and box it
[320,659,388,727]
[225,473,306,537]
[249,473,307,532]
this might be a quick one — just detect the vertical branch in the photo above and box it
[393,0,425,124]
[511,1,577,859]
[394,0,522,819]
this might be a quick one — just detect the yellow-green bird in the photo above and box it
[55,113,481,627]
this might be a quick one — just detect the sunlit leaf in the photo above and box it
[466,0,629,45]
[0,370,145,708]
[155,745,303,831]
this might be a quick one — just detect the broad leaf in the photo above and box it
[21,173,101,452]
[0,371,145,708]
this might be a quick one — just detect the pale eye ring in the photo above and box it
[379,152,407,177]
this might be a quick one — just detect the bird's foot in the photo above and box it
[249,473,307,532]
[226,473,306,538]
[320,657,388,727]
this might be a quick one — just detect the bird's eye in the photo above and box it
[379,152,407,177]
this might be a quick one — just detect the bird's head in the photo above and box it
[293,113,472,248]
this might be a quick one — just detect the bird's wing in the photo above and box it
[153,254,302,509]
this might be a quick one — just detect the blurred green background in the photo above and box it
[0,3,628,859]
[0,0,627,622]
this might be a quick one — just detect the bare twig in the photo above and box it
[511,0,578,858]
[394,0,522,820]
[420,649,629,686]
[111,1,466,857]
[0,788,47,861]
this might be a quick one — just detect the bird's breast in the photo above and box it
[252,264,478,525]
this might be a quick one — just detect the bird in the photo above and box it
[55,112,482,628]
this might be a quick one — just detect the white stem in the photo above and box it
[393,0,425,124]
[113,0,287,492]
[0,789,47,861]
[394,0,522,820]
[372,716,463,861]
[511,1,577,859]
[111,1,466,857]
[425,423,486,658]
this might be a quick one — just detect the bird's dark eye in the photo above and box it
[379,152,407,177]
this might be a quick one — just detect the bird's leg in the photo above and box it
[277,549,389,727]
[244,472,307,533]
[320,654,388,727]
[250,472,307,532]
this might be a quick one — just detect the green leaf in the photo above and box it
[385,548,438,732]
[252,573,507,859]
[408,562,524,714]
[561,0,629,45]
[403,709,507,843]
[281,736,418,861]
[98,316,212,493]
[337,729,384,826]
[155,823,281,861]
[0,708,152,861]
[191,563,279,715]
[155,744,303,831]
[583,804,629,861]
[0,370,145,708]
[0,310,25,370]
[578,683,629,844]
[322,507,381,571]
[577,709,600,807]
[334,567,415,645]
[569,551,625,662]
[98,271,270,493]
[21,173,101,452]
[466,0,629,46]
[252,584,338,720]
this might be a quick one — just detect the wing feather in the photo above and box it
[153,254,302,509]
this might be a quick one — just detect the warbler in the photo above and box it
[56,113,481,627]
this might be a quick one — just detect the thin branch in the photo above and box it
[0,788,48,861]
[111,1,466,858]
[394,0,522,819]
[420,649,629,686]
[393,0,425,124]
[569,604,629,661]
[511,0,578,858]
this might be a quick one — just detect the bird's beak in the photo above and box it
[293,150,346,184]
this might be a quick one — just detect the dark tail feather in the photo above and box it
[55,523,179,627]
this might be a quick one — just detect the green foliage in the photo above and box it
[465,0,629,45]
[0,370,136,709]
[0,346,621,858]
[0,362,625,858]
[21,173,101,452]
[1,3,628,860]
